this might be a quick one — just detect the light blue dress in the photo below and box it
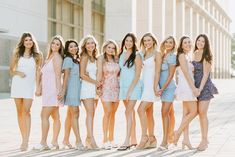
[119,51,142,100]
[62,57,81,106]
[159,53,176,102]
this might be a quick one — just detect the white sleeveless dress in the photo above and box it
[141,55,158,102]
[175,54,197,101]
[11,57,36,99]
[80,60,97,99]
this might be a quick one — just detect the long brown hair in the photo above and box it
[64,39,79,64]
[12,32,41,69]
[176,36,190,67]
[101,39,119,62]
[79,35,99,60]
[194,34,212,64]
[46,35,64,59]
[140,32,158,54]
[119,33,138,68]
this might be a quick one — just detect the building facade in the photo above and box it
[0,0,232,92]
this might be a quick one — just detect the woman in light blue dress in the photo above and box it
[61,40,84,150]
[117,33,142,151]
[155,36,177,150]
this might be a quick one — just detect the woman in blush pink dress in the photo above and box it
[98,40,120,150]
[34,35,64,151]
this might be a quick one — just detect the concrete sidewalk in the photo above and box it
[0,79,234,157]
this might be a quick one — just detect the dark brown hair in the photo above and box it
[176,36,190,67]
[119,33,138,68]
[194,34,212,64]
[64,39,79,64]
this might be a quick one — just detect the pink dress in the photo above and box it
[101,61,120,102]
[41,59,60,106]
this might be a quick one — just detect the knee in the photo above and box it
[125,108,133,116]
[22,109,31,117]
[137,106,144,115]
[198,110,207,118]
[71,109,79,119]
[87,110,95,117]
[161,109,169,117]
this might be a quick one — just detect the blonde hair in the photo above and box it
[12,32,42,70]
[79,35,99,60]
[140,32,158,52]
[101,39,119,62]
[160,36,176,56]
[46,35,64,59]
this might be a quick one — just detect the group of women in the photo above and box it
[9,32,218,152]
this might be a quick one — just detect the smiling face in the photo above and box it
[164,38,175,52]
[23,36,34,49]
[143,36,154,49]
[51,39,61,53]
[105,43,116,56]
[124,36,134,50]
[68,42,78,55]
[196,36,205,50]
[182,37,192,53]
[85,38,96,53]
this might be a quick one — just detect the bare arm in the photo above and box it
[161,65,176,91]
[80,55,97,85]
[35,54,43,96]
[52,54,63,96]
[126,54,142,99]
[179,54,199,96]
[154,52,162,96]
[9,54,25,77]
[199,59,211,92]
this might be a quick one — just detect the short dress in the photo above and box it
[175,54,197,101]
[101,61,120,102]
[41,58,61,106]
[11,57,36,99]
[141,54,158,102]
[159,53,176,102]
[192,61,218,101]
[62,57,81,106]
[119,51,142,100]
[80,60,97,99]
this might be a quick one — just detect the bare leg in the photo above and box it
[108,102,119,142]
[122,100,136,146]
[51,107,61,147]
[174,101,197,145]
[168,104,175,144]
[83,98,98,149]
[70,106,82,145]
[102,101,112,143]
[63,107,72,146]
[161,102,172,147]
[40,107,53,146]
[198,100,210,151]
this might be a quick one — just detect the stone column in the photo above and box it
[192,11,199,39]
[152,0,165,41]
[185,6,193,38]
[165,0,176,37]
[136,0,152,39]
[176,0,185,40]
[83,0,92,36]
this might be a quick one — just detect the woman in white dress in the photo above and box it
[80,35,101,149]
[137,33,158,149]
[10,32,42,151]
[174,36,199,149]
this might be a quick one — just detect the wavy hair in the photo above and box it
[46,35,64,59]
[160,36,176,56]
[101,39,119,62]
[79,35,99,60]
[12,32,41,69]
[194,34,212,64]
[140,32,158,54]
